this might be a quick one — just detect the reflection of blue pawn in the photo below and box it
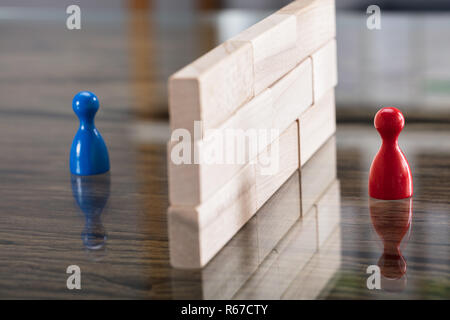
[70,91,110,175]
[71,174,110,250]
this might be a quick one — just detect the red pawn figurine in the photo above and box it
[369,107,413,200]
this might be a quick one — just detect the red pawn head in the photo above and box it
[369,107,413,200]
[374,107,405,141]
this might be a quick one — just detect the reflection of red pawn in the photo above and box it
[369,198,412,281]
[369,107,413,200]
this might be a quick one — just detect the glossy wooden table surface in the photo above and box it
[0,9,448,299]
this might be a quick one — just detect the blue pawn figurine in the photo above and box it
[70,91,110,175]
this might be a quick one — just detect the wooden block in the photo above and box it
[232,14,298,94]
[316,179,341,248]
[168,140,249,206]
[300,135,337,216]
[168,0,336,139]
[168,122,302,268]
[201,88,275,161]
[167,140,200,206]
[255,121,300,208]
[171,171,302,298]
[168,163,257,269]
[311,39,338,102]
[298,89,336,166]
[217,88,275,134]
[198,52,312,157]
[271,58,313,133]
[230,0,336,95]
[168,41,254,136]
[170,216,259,300]
[202,56,312,160]
[196,216,260,299]
[279,0,336,65]
[168,59,312,206]
[234,206,317,299]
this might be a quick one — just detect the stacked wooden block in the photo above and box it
[167,0,337,269]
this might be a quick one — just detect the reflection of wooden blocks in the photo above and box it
[282,226,341,299]
[256,171,301,263]
[232,179,340,299]
[234,206,317,299]
[282,180,341,299]
[170,171,302,299]
[172,215,260,300]
[316,179,341,247]
[300,135,337,215]
[170,178,341,298]
[299,89,336,166]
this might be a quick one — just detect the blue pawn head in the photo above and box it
[73,91,99,123]
[70,91,110,175]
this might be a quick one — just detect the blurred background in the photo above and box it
[1,0,450,122]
